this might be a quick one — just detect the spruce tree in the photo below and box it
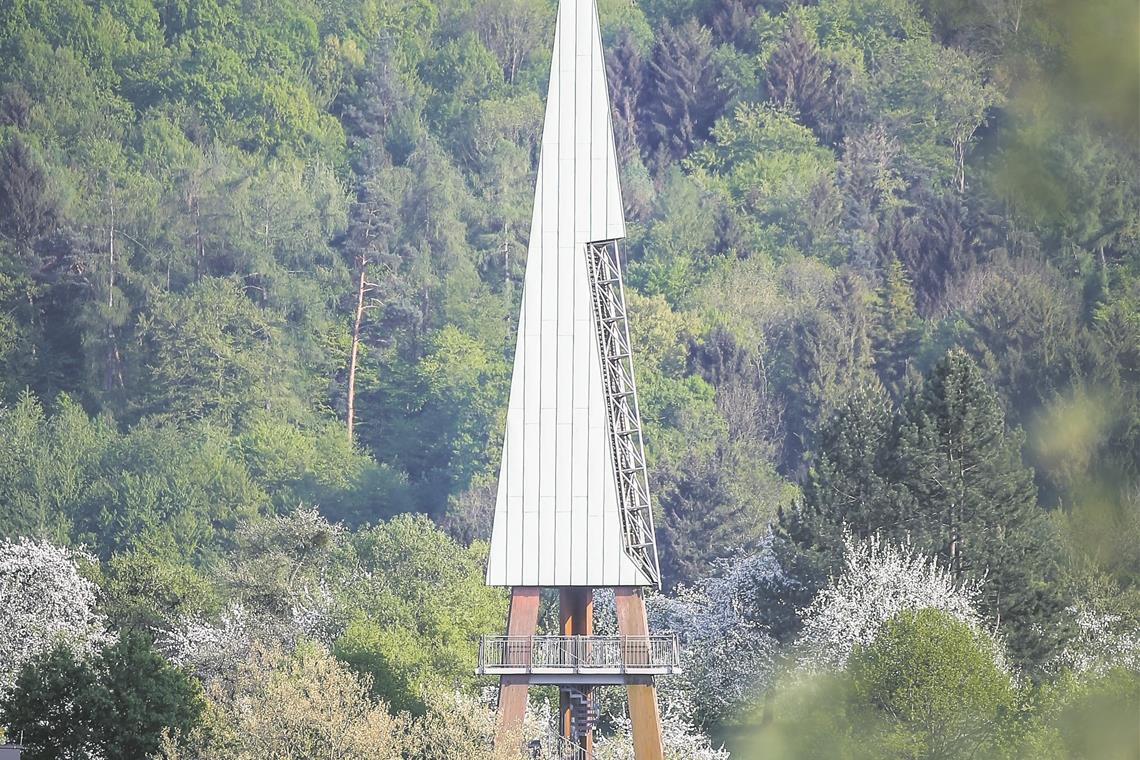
[657,447,767,590]
[895,349,1072,670]
[643,20,725,164]
[605,29,645,165]
[779,380,903,586]
[872,258,922,399]
[784,350,1072,670]
[765,18,856,145]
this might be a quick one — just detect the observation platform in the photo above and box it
[477,634,680,685]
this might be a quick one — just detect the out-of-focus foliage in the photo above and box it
[846,609,1015,757]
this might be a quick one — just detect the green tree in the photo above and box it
[779,381,901,586]
[871,258,922,398]
[895,349,1073,669]
[642,19,726,164]
[2,634,203,760]
[334,514,506,715]
[134,277,295,423]
[785,350,1074,669]
[848,608,1016,759]
[688,102,838,258]
[765,17,857,146]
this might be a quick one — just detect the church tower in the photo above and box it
[477,1,677,758]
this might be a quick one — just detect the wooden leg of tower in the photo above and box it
[615,587,665,760]
[496,586,540,754]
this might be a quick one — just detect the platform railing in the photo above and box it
[477,634,680,675]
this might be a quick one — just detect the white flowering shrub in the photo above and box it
[1061,604,1140,676]
[523,696,727,760]
[0,538,111,695]
[593,702,730,760]
[796,533,991,670]
[157,508,349,684]
[648,539,783,724]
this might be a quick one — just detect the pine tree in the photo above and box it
[705,0,760,52]
[656,447,767,589]
[783,350,1073,670]
[779,381,902,585]
[836,126,908,272]
[878,188,979,317]
[895,349,1073,670]
[0,137,59,255]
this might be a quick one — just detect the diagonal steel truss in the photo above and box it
[585,240,661,589]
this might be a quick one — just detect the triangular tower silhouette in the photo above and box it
[478,1,676,758]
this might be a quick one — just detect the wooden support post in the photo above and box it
[615,587,665,760]
[497,586,540,754]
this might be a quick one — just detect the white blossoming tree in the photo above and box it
[1061,603,1140,676]
[523,696,728,760]
[647,538,783,724]
[158,507,350,685]
[0,538,111,695]
[592,703,731,760]
[796,533,993,670]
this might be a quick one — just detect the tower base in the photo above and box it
[492,586,665,760]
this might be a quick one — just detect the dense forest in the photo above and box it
[0,0,1136,757]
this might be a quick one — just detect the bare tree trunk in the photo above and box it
[105,193,118,393]
[346,255,368,444]
[193,196,204,281]
[956,139,967,194]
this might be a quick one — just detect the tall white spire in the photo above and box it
[485,0,656,587]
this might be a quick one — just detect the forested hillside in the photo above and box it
[0,0,1137,757]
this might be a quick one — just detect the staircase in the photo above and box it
[564,687,600,742]
[526,735,590,760]
[584,239,661,588]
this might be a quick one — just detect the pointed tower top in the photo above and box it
[485,0,659,588]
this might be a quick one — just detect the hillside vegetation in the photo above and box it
[0,0,1136,757]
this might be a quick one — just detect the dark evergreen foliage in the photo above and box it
[896,349,1073,669]
[0,138,58,253]
[2,635,203,760]
[765,18,858,145]
[783,350,1075,670]
[606,29,645,165]
[642,20,727,165]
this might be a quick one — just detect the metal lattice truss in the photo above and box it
[585,240,661,588]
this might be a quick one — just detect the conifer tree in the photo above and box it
[779,381,902,585]
[765,18,856,145]
[895,349,1073,669]
[872,258,922,398]
[643,20,726,164]
[606,29,644,165]
[705,0,760,51]
[785,350,1072,670]
[0,137,58,254]
[657,449,759,589]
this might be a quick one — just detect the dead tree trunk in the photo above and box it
[346,254,368,444]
